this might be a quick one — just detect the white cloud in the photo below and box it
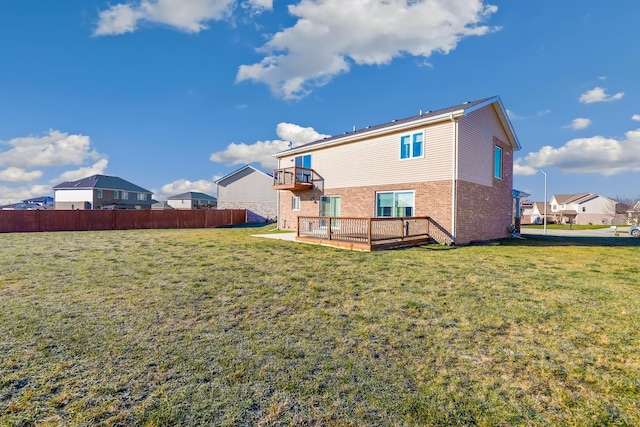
[513,158,537,176]
[579,87,624,104]
[237,0,499,99]
[515,128,640,176]
[154,177,221,200]
[565,118,592,130]
[210,122,329,169]
[94,0,272,36]
[507,108,551,121]
[0,130,103,169]
[0,167,43,182]
[52,159,109,184]
[632,114,640,122]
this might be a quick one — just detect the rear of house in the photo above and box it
[274,96,520,245]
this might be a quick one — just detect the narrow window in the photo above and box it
[400,135,411,159]
[97,189,103,198]
[114,190,119,199]
[292,196,300,211]
[494,146,503,179]
[412,133,423,158]
[122,191,128,200]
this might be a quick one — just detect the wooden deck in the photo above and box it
[296,216,432,251]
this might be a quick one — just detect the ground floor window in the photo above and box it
[292,196,300,211]
[376,191,414,217]
[320,195,341,217]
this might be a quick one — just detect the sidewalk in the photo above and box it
[521,227,630,238]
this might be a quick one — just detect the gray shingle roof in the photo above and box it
[52,174,151,193]
[167,191,217,201]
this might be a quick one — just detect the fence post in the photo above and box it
[327,217,332,240]
[367,218,372,245]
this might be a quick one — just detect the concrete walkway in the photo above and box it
[521,226,631,238]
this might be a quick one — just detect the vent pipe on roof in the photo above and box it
[353,125,356,132]
[419,109,423,116]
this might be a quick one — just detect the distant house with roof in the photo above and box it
[23,196,54,209]
[549,193,621,225]
[53,174,153,210]
[0,196,54,211]
[215,165,276,222]
[167,192,217,210]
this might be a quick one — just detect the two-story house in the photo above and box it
[272,96,520,245]
[549,193,617,225]
[53,174,153,210]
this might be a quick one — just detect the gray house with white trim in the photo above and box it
[215,165,276,222]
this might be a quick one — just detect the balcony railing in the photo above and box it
[272,167,315,190]
[296,216,432,251]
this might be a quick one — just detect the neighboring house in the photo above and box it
[519,200,534,224]
[53,174,153,210]
[628,200,640,225]
[215,165,276,222]
[167,192,217,210]
[549,193,618,225]
[0,196,54,210]
[0,202,44,210]
[23,196,54,209]
[529,202,552,224]
[151,201,174,210]
[273,96,520,245]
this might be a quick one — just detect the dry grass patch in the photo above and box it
[1,227,639,426]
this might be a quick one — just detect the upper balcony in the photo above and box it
[272,167,315,190]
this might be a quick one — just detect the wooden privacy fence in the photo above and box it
[0,209,246,233]
[296,216,432,251]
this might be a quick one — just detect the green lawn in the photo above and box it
[1,227,639,426]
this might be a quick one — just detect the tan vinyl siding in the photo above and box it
[457,105,510,186]
[284,121,454,190]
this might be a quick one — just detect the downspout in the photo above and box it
[450,114,458,245]
[276,158,281,230]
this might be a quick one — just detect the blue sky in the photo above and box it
[1,0,639,204]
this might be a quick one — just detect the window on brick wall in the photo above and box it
[292,196,300,211]
[376,191,414,217]
[494,145,503,179]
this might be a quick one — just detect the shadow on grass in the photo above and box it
[508,234,640,247]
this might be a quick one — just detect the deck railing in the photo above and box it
[296,216,431,250]
[272,167,315,190]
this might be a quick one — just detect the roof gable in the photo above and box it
[215,165,272,185]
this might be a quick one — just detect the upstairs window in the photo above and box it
[494,145,503,179]
[122,191,128,200]
[400,132,424,159]
[114,191,119,199]
[97,189,103,198]
[137,193,147,201]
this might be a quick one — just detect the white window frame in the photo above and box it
[292,196,300,211]
[375,190,415,218]
[97,189,103,198]
[121,191,128,200]
[400,132,424,160]
[137,193,147,201]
